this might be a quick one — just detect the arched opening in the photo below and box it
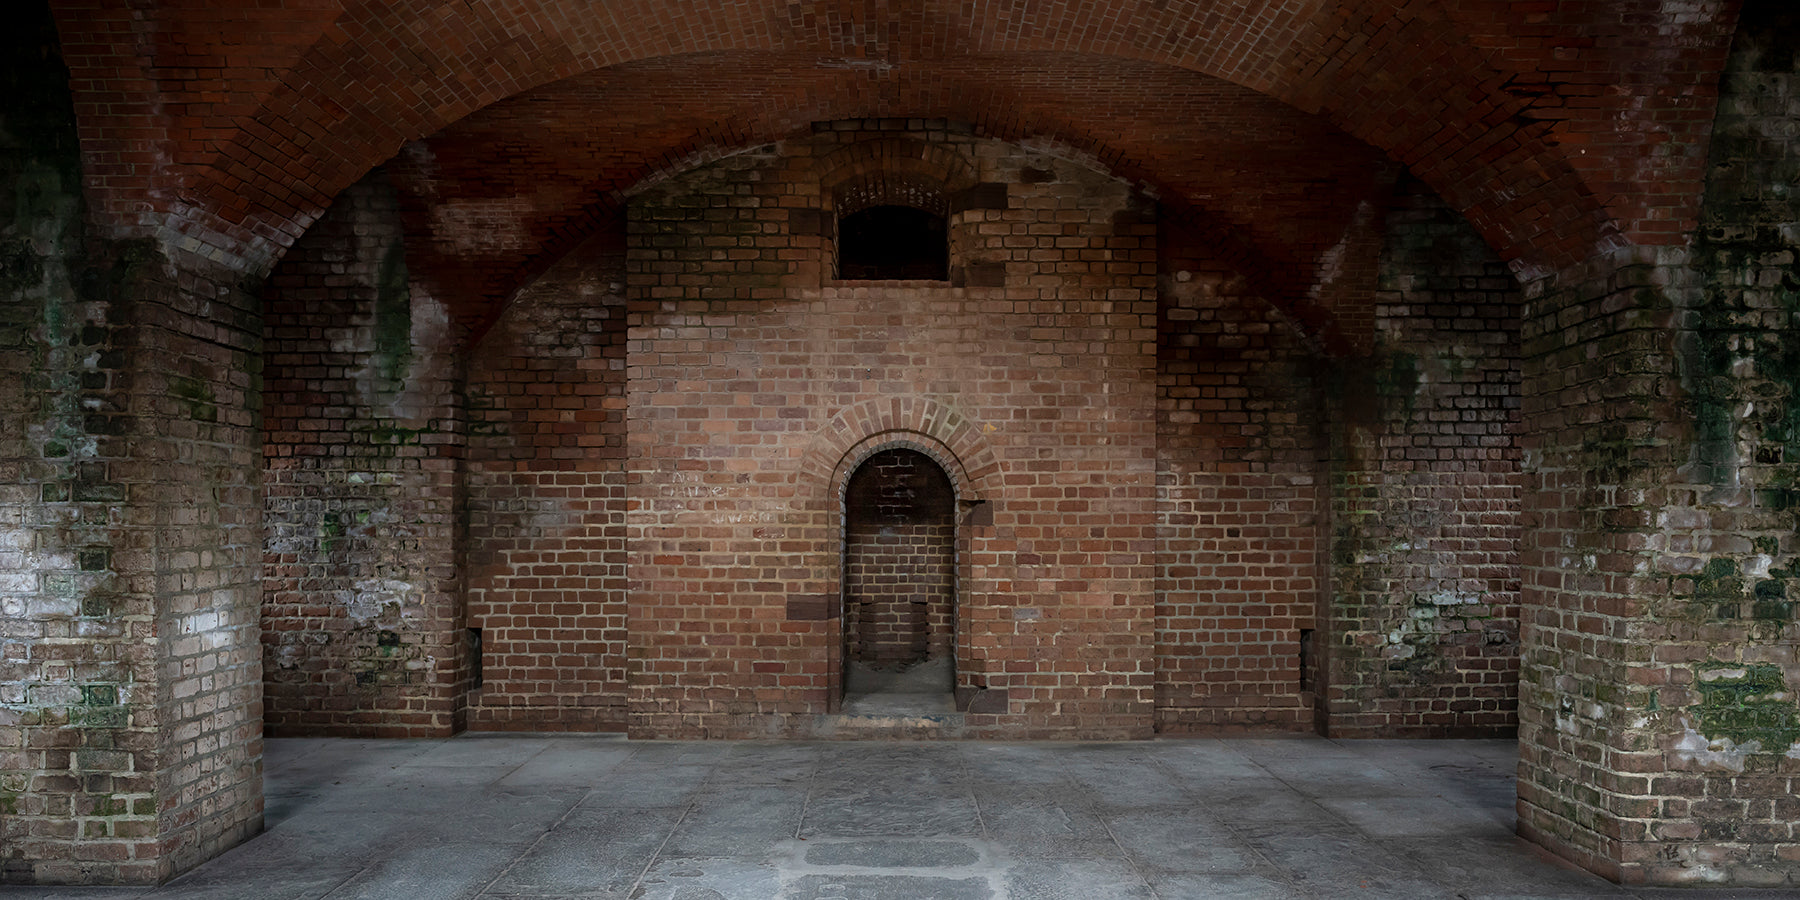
[837,204,948,280]
[842,448,957,712]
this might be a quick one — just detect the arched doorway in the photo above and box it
[841,448,957,713]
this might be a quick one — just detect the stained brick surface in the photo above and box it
[463,229,631,733]
[1155,222,1323,734]
[11,0,1800,890]
[1518,6,1800,885]
[261,169,466,738]
[4,12,261,883]
[1323,177,1525,738]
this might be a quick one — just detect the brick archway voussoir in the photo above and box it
[799,396,1001,511]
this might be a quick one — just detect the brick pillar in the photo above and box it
[1519,246,1800,885]
[1517,8,1800,884]
[2,13,261,884]
[1516,248,1690,882]
[3,241,263,887]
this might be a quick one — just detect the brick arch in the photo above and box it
[830,433,976,513]
[797,397,1002,512]
[54,0,1736,282]
[815,136,981,217]
[833,174,948,218]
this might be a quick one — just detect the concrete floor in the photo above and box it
[5,735,1787,899]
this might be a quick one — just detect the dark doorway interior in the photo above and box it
[842,448,956,712]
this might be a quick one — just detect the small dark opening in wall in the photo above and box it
[838,205,947,280]
[467,627,483,690]
[1299,628,1314,692]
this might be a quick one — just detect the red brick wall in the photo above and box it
[1152,179,1525,739]
[463,228,631,732]
[845,521,956,666]
[1155,223,1322,733]
[625,122,1158,738]
[251,136,1529,753]
[1322,176,1524,738]
[261,168,467,738]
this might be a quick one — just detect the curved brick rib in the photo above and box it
[797,395,1003,510]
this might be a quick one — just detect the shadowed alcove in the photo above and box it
[842,448,957,712]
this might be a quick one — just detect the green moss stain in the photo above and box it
[357,422,430,447]
[376,630,402,656]
[169,374,218,422]
[1686,557,1744,618]
[1695,661,1800,750]
[1752,575,1792,621]
[1375,350,1421,422]
[319,511,345,553]
[374,238,412,383]
[0,234,44,293]
[1677,557,1800,623]
[1688,4,1800,491]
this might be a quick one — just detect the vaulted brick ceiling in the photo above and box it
[52,0,1740,333]
[386,52,1396,339]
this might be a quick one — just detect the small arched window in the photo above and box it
[837,205,948,281]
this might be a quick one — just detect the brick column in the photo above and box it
[1519,248,1800,885]
[1517,9,1800,884]
[3,14,260,883]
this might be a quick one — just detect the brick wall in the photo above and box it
[14,0,1791,888]
[1152,180,1524,739]
[625,121,1158,738]
[1322,176,1524,737]
[261,168,466,737]
[1154,222,1322,733]
[140,244,265,885]
[463,228,631,732]
[0,17,159,881]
